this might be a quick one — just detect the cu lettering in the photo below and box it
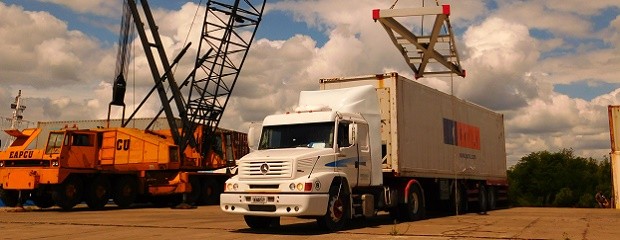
[116,139,130,151]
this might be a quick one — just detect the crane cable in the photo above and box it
[154,0,204,114]
[175,0,205,75]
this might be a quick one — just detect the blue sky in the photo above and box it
[2,0,329,48]
[1,0,620,166]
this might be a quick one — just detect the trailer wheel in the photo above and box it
[0,186,20,207]
[53,175,84,210]
[487,186,496,210]
[32,187,54,209]
[113,176,137,208]
[86,176,110,210]
[317,182,350,231]
[478,184,488,213]
[199,179,220,205]
[244,215,280,229]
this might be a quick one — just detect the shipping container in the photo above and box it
[320,73,507,181]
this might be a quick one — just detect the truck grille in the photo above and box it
[239,160,292,179]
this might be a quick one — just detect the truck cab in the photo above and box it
[221,85,382,230]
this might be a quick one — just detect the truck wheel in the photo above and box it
[186,177,201,205]
[0,187,20,207]
[86,176,110,210]
[478,184,488,213]
[487,186,496,210]
[404,184,425,221]
[199,179,220,205]
[32,187,55,208]
[53,175,84,210]
[244,215,280,229]
[317,183,350,231]
[113,176,137,208]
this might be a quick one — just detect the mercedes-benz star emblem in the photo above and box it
[260,163,270,175]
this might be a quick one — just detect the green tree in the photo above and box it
[508,148,612,207]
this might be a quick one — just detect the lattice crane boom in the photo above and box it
[112,0,265,166]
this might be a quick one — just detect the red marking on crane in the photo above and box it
[372,9,380,20]
[442,5,450,16]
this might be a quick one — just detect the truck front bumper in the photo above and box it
[0,168,62,190]
[220,192,329,217]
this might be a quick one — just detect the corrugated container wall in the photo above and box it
[320,73,507,181]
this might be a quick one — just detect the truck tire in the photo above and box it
[86,176,111,210]
[487,186,496,210]
[478,184,488,213]
[317,182,350,231]
[113,176,137,208]
[32,187,54,209]
[186,177,201,205]
[53,175,84,210]
[0,187,20,207]
[403,184,425,221]
[243,215,280,229]
[199,179,220,205]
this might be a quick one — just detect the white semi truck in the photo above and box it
[220,72,508,231]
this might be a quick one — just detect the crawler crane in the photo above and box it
[0,0,265,210]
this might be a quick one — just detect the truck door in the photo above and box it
[336,121,358,187]
[64,132,98,169]
[356,123,371,186]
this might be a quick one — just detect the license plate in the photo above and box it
[251,196,267,203]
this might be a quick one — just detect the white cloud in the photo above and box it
[0,3,109,88]
[37,0,121,17]
[456,17,540,110]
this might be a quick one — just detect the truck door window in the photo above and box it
[72,134,92,146]
[358,124,369,152]
[338,122,351,148]
[45,132,65,154]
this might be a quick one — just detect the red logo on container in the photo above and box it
[443,118,480,150]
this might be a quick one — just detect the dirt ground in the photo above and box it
[0,205,618,239]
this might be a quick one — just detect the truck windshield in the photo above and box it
[259,122,334,149]
[45,132,65,154]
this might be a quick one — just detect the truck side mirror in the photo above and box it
[348,123,356,145]
[247,122,263,152]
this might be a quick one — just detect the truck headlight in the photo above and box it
[226,183,238,191]
[289,182,314,192]
[51,161,59,167]
[0,161,4,167]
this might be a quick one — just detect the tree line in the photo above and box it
[508,148,612,208]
